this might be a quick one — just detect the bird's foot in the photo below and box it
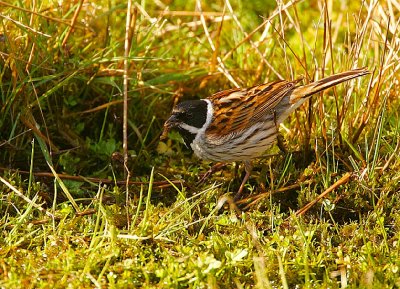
[233,160,253,201]
[196,162,226,186]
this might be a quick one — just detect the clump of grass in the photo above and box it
[1,0,400,288]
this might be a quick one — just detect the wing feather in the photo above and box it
[205,80,297,139]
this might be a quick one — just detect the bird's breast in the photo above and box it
[189,122,278,162]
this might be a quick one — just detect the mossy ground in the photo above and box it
[1,1,399,288]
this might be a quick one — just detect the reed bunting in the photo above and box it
[161,68,370,197]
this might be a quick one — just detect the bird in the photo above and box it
[161,67,370,198]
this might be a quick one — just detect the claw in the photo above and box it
[196,163,226,186]
[234,160,253,201]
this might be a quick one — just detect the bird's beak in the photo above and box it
[160,115,178,140]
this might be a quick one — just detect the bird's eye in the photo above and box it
[177,111,188,118]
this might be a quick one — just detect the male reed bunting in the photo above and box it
[161,68,370,197]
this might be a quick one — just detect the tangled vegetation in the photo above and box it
[1,0,399,288]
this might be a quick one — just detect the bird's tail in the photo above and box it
[290,67,370,103]
[276,67,370,124]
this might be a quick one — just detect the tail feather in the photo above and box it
[276,67,370,124]
[290,67,370,103]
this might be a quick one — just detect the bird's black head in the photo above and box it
[161,100,208,146]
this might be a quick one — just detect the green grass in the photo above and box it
[1,0,400,288]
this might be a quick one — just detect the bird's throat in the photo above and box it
[177,127,196,147]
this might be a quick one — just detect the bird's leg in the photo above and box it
[196,162,226,186]
[235,160,253,200]
[273,110,288,154]
[277,133,288,154]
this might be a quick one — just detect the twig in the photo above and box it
[63,99,126,117]
[123,0,134,229]
[0,176,54,218]
[222,0,301,80]
[123,0,134,176]
[61,0,84,47]
[20,114,59,153]
[0,167,183,188]
[197,0,239,87]
[0,13,51,37]
[2,209,97,230]
[351,3,384,144]
[269,23,309,79]
[157,10,226,17]
[381,139,400,172]
[25,4,37,72]
[0,0,83,27]
[239,181,314,210]
[209,7,225,73]
[159,15,232,33]
[294,172,352,217]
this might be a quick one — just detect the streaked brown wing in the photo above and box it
[205,80,297,138]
